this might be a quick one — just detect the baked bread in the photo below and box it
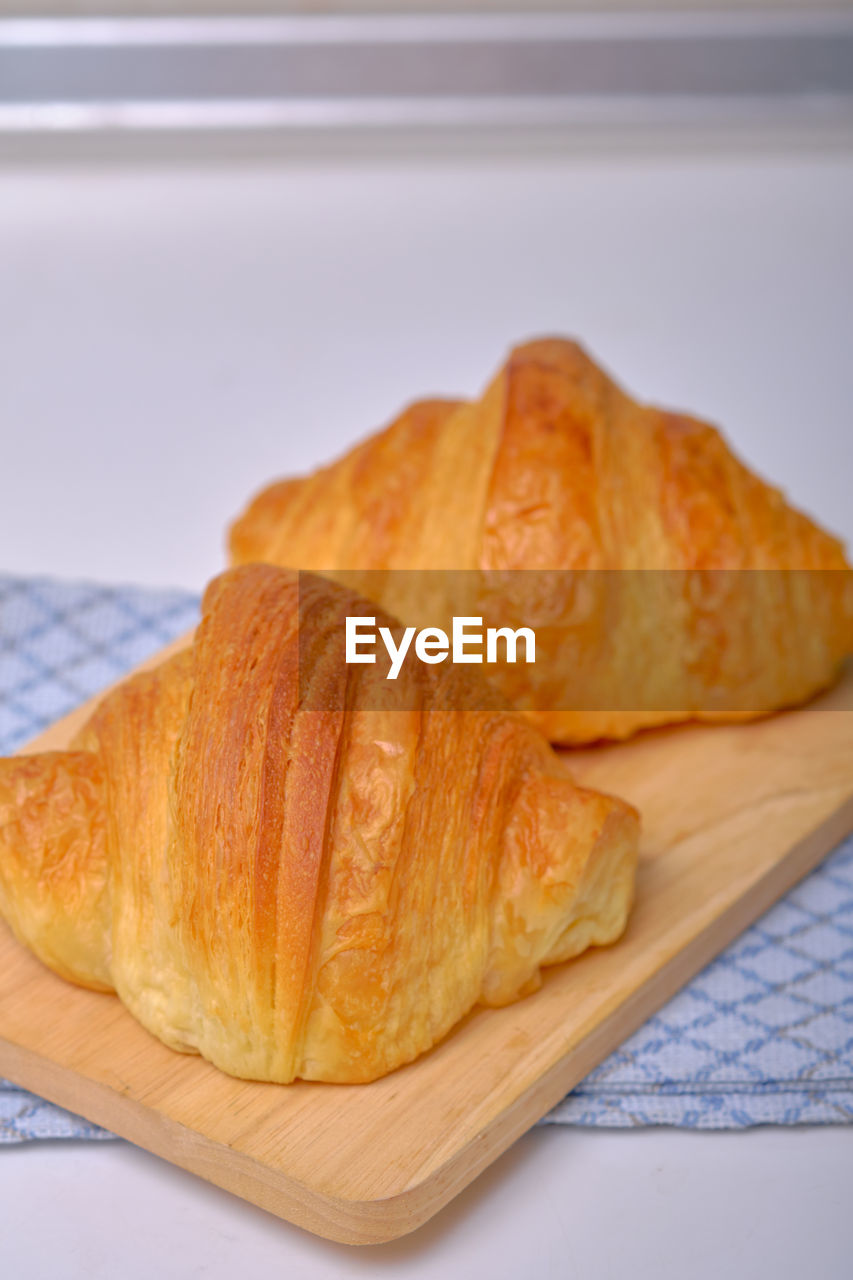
[230,338,853,743]
[0,564,638,1085]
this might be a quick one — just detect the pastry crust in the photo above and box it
[230,339,853,742]
[0,565,638,1084]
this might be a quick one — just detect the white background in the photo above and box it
[1,134,852,1275]
[2,144,852,587]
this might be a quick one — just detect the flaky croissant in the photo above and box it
[230,338,853,743]
[0,565,638,1084]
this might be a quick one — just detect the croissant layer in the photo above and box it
[0,565,638,1084]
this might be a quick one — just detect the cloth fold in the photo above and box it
[0,574,850,1140]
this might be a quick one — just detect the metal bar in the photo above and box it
[1,12,851,133]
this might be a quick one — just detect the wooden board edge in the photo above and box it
[2,787,851,1245]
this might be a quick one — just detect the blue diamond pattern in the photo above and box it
[549,833,853,1127]
[0,573,851,1139]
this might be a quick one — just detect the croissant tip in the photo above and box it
[507,335,589,364]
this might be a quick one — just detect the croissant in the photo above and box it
[0,564,638,1085]
[230,338,853,743]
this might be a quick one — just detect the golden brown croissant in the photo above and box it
[0,564,638,1084]
[230,338,853,743]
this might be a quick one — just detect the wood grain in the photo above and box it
[2,653,852,1245]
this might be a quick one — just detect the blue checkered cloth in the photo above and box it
[0,574,851,1140]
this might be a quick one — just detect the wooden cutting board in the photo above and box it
[1,647,852,1245]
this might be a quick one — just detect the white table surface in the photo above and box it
[1,135,852,1276]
